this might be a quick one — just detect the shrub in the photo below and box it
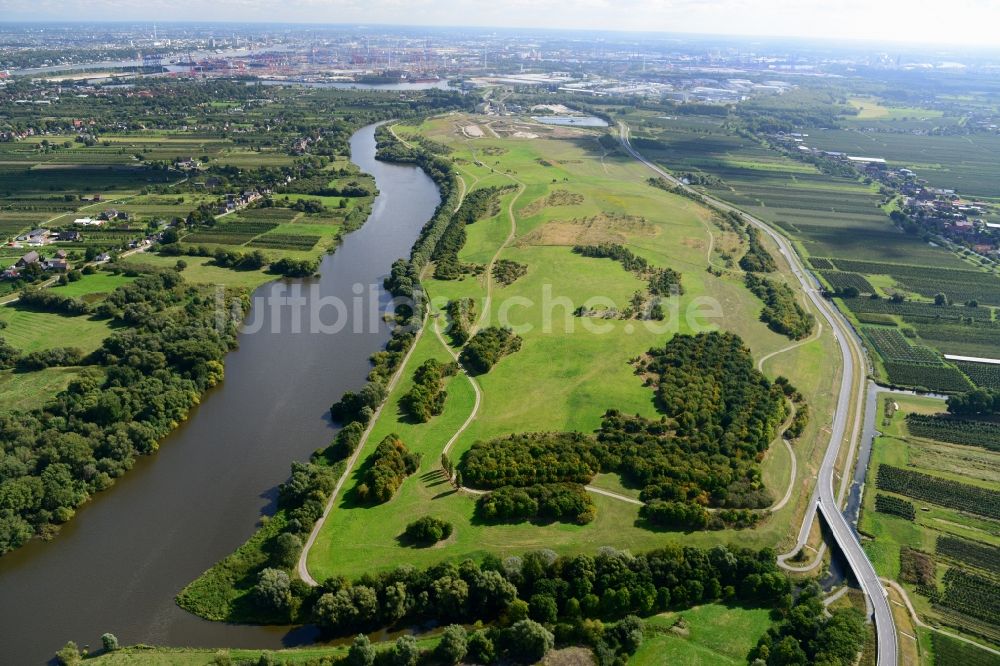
[403,516,454,545]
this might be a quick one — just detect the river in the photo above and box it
[0,123,441,664]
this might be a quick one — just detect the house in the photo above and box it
[95,253,111,263]
[57,230,82,242]
[16,229,50,244]
[44,257,68,272]
[15,251,40,267]
[74,217,105,227]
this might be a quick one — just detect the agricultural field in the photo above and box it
[616,109,1000,393]
[306,112,843,583]
[860,393,1000,648]
[802,129,1000,201]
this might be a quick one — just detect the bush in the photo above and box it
[403,515,453,545]
[434,625,468,665]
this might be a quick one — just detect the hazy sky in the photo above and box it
[2,0,998,47]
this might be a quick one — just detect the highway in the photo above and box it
[619,123,898,666]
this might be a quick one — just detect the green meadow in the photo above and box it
[307,113,842,581]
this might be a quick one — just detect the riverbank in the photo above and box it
[0,122,442,664]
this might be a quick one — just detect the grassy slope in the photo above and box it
[629,603,774,665]
[307,114,840,582]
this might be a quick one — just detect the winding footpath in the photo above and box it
[619,122,897,666]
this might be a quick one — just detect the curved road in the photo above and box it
[619,123,897,666]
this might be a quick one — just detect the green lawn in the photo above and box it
[49,272,135,301]
[629,604,774,665]
[0,304,116,354]
[307,114,842,581]
[0,366,90,412]
[122,254,277,290]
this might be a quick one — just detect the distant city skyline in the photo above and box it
[1,0,998,49]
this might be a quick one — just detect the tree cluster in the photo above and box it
[402,516,454,545]
[400,359,458,423]
[744,273,815,340]
[459,327,522,374]
[444,298,476,345]
[476,483,597,525]
[492,259,528,287]
[748,582,866,666]
[947,388,1000,417]
[356,435,420,504]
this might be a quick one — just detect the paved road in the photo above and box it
[619,123,897,666]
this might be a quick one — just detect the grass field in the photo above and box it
[0,303,116,354]
[48,272,135,301]
[122,253,277,290]
[629,604,773,665]
[860,393,1000,647]
[0,366,89,413]
[86,635,441,665]
[306,113,841,582]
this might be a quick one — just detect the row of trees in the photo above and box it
[298,544,790,663]
[432,185,515,280]
[739,224,778,273]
